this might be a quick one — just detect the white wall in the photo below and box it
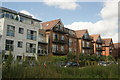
[0,18,41,60]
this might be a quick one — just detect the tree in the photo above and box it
[67,52,77,62]
[79,53,85,61]
[90,54,97,61]
[107,55,115,61]
[4,51,13,70]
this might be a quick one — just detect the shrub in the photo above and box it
[52,56,67,62]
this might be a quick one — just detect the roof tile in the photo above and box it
[41,19,60,30]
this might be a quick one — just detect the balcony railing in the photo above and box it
[83,37,92,41]
[38,51,48,56]
[82,46,92,49]
[96,41,103,44]
[53,27,69,34]
[96,48,103,51]
[53,50,67,55]
[52,39,68,44]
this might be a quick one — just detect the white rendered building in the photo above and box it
[0,7,48,60]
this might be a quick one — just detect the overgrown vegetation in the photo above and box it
[2,52,119,78]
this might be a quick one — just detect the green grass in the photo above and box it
[2,63,119,78]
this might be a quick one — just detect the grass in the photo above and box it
[2,54,120,79]
[2,63,119,78]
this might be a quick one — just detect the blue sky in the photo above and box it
[2,1,118,43]
[2,2,103,25]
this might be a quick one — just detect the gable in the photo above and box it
[42,19,61,30]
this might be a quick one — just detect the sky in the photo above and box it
[1,0,118,43]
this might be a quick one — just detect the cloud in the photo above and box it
[20,10,36,18]
[65,0,118,43]
[19,10,43,20]
[43,0,79,10]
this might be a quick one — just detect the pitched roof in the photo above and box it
[102,38,112,46]
[114,43,120,48]
[41,19,60,30]
[90,34,100,42]
[75,29,88,38]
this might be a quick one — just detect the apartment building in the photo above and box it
[0,7,48,60]
[111,43,120,59]
[102,38,114,56]
[75,29,93,54]
[67,29,77,55]
[42,19,77,56]
[90,34,103,55]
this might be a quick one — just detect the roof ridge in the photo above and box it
[42,19,60,24]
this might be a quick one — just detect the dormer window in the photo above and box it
[15,15,20,21]
[20,16,24,22]
[5,13,10,18]
[83,33,89,39]
[97,37,101,42]
[9,14,14,19]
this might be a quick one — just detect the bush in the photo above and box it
[67,52,77,62]
[52,56,67,62]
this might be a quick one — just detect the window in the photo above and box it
[53,33,55,40]
[96,44,98,48]
[39,33,44,42]
[87,42,89,47]
[6,25,15,37]
[53,33,58,40]
[0,13,5,18]
[82,41,85,47]
[18,41,23,48]
[61,46,64,52]
[27,30,37,40]
[17,56,22,60]
[5,13,10,18]
[82,49,85,54]
[69,48,72,52]
[31,20,34,24]
[52,44,56,52]
[26,43,36,53]
[69,39,72,46]
[5,40,14,51]
[9,14,14,19]
[99,45,102,48]
[20,16,24,22]
[19,28,24,34]
[61,35,64,40]
[84,33,89,39]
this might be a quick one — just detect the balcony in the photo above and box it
[38,41,48,45]
[82,46,92,49]
[96,48,103,51]
[53,27,68,34]
[82,45,92,49]
[38,34,48,45]
[68,34,76,38]
[53,50,67,56]
[83,37,92,41]
[52,39,68,44]
[96,41,103,44]
[38,51,48,56]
